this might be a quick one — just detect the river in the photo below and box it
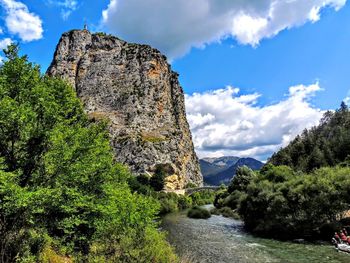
[161,205,350,263]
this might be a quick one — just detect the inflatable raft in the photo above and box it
[337,243,350,253]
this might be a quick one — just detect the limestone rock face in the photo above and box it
[47,30,203,189]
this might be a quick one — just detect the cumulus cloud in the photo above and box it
[185,83,324,161]
[1,0,43,42]
[102,0,346,59]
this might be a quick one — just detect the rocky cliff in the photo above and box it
[47,30,202,189]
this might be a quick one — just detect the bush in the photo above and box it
[191,190,216,206]
[210,207,240,219]
[137,174,150,185]
[318,222,343,240]
[150,171,166,191]
[158,198,179,215]
[177,196,193,210]
[185,182,197,188]
[187,206,211,219]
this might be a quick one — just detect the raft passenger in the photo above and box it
[340,231,347,243]
[343,228,348,236]
[334,232,341,243]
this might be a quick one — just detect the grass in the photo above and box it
[141,132,167,143]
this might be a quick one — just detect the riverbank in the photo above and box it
[162,205,350,263]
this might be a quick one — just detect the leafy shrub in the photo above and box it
[191,190,216,206]
[210,207,240,219]
[177,195,193,210]
[158,198,179,215]
[150,167,167,191]
[185,182,197,188]
[137,174,151,185]
[187,206,211,219]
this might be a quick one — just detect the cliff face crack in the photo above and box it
[47,30,203,190]
[74,54,86,95]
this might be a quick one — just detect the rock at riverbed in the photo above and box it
[47,30,202,189]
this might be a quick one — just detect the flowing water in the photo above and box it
[161,205,350,263]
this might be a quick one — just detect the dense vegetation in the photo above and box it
[240,165,350,240]
[187,206,211,219]
[210,206,239,219]
[269,102,350,172]
[128,174,216,214]
[215,165,350,240]
[0,45,177,262]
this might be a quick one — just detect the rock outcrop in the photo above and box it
[47,30,202,189]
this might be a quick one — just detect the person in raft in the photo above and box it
[334,232,341,243]
[343,228,348,236]
[340,230,348,243]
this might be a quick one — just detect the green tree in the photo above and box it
[0,45,176,262]
[238,165,350,240]
[150,167,166,191]
[269,102,350,172]
[228,166,255,193]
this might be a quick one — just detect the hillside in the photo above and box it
[269,102,350,171]
[200,157,263,185]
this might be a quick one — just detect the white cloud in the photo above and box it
[345,97,350,105]
[102,0,346,59]
[0,38,12,49]
[344,90,350,105]
[47,0,78,20]
[185,83,324,161]
[0,38,12,64]
[1,0,43,42]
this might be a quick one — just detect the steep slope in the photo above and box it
[202,157,264,185]
[269,103,350,172]
[47,30,202,189]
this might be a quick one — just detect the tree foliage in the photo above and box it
[238,165,350,240]
[269,103,350,172]
[0,45,176,262]
[214,163,350,240]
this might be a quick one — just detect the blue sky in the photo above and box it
[0,0,349,160]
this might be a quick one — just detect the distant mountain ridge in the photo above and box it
[200,156,264,186]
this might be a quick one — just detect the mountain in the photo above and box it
[269,103,350,172]
[201,157,264,185]
[200,156,240,177]
[202,156,240,168]
[47,30,202,190]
